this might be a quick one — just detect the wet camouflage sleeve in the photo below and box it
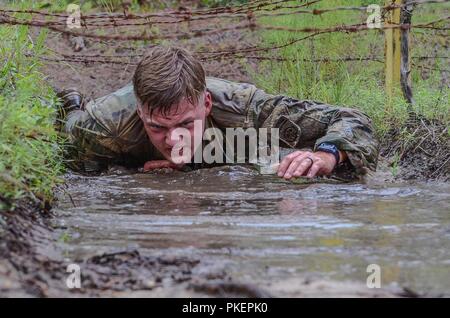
[62,83,156,172]
[207,77,379,174]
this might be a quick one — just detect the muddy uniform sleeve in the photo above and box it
[207,77,379,175]
[63,83,154,172]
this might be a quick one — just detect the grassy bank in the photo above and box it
[0,23,63,208]
[254,0,449,139]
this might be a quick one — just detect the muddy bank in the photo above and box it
[1,197,280,297]
[0,198,272,297]
[381,117,449,182]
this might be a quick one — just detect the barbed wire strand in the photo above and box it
[1,12,448,42]
[2,0,446,21]
[0,0,448,27]
[7,0,448,75]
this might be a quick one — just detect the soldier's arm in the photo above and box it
[207,77,379,176]
[251,91,379,175]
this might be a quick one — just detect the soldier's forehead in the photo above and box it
[145,99,207,118]
[143,108,201,125]
[142,99,197,115]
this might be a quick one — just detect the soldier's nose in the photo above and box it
[166,130,182,147]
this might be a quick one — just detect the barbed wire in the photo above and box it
[0,0,447,49]
[32,53,449,76]
[18,20,447,69]
[31,55,450,77]
[1,11,448,43]
[194,17,449,58]
[29,49,448,66]
[0,0,318,20]
[6,0,449,74]
[44,50,450,61]
[0,0,449,33]
[2,0,447,22]
[0,0,448,29]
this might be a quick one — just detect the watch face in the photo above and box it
[319,143,337,151]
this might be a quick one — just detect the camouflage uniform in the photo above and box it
[59,77,379,175]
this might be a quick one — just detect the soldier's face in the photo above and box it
[138,92,212,164]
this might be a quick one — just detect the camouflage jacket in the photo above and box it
[62,77,379,175]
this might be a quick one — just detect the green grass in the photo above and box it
[33,0,184,12]
[254,0,449,139]
[0,22,64,208]
[199,0,249,7]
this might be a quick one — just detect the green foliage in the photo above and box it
[253,0,449,139]
[199,0,249,7]
[58,231,72,243]
[390,153,400,177]
[0,24,64,206]
[28,0,198,12]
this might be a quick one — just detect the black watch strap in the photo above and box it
[316,142,340,166]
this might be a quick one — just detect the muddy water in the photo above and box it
[54,166,450,296]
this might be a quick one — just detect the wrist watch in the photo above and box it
[316,142,340,167]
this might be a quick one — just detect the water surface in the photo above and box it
[54,166,450,296]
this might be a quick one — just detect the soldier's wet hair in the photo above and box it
[133,46,206,116]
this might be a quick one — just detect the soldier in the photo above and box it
[57,46,379,180]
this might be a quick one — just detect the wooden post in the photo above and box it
[400,0,415,108]
[384,0,402,100]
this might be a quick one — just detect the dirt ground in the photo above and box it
[40,12,258,98]
[381,116,449,181]
[0,198,261,297]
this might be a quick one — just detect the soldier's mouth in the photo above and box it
[166,146,190,162]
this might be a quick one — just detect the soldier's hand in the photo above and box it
[143,160,181,172]
[277,151,337,179]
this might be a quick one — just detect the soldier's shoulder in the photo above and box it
[206,76,256,91]
[206,77,258,128]
[105,82,136,107]
[85,82,139,134]
[87,82,136,113]
[206,77,258,108]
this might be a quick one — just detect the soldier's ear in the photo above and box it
[136,104,143,118]
[204,91,212,116]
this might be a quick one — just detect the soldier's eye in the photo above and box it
[181,121,194,127]
[149,124,165,130]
